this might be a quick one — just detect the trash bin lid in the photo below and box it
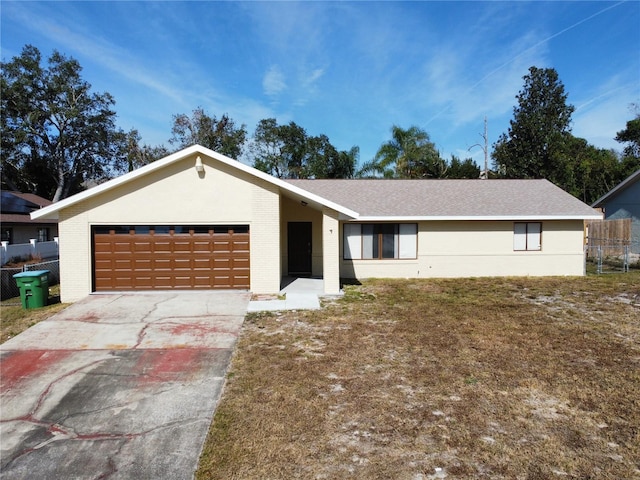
[13,270,50,278]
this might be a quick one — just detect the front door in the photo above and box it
[287,222,312,276]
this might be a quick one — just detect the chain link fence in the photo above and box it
[1,260,60,301]
[585,241,640,274]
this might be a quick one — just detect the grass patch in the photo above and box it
[1,284,68,344]
[197,273,640,479]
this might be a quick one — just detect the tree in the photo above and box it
[306,134,338,178]
[359,125,445,178]
[550,135,621,203]
[447,156,481,179]
[169,108,247,159]
[1,45,127,201]
[615,112,640,178]
[123,129,169,172]
[615,112,640,159]
[306,136,357,179]
[250,118,356,179]
[492,66,575,182]
[251,119,306,178]
[251,118,285,177]
[332,146,359,179]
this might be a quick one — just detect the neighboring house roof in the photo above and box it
[287,179,602,221]
[591,169,640,208]
[1,191,56,225]
[1,213,58,225]
[30,145,602,222]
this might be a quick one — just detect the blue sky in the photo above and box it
[2,1,639,169]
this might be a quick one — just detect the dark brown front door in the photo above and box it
[92,225,250,291]
[287,222,312,276]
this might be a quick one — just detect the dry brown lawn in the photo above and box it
[197,274,640,479]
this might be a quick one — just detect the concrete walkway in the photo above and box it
[0,291,250,480]
[247,277,337,312]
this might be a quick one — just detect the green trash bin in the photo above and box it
[13,270,50,309]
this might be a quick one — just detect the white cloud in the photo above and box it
[303,68,325,88]
[572,78,639,151]
[4,3,191,107]
[263,65,287,97]
[421,28,548,130]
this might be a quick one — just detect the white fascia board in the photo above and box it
[31,145,360,221]
[350,214,603,222]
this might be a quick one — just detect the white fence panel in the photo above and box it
[36,240,59,259]
[0,238,59,265]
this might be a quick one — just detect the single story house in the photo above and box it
[591,169,640,253]
[1,191,58,244]
[32,145,602,303]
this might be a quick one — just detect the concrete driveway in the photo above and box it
[0,291,250,479]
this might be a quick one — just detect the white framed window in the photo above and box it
[37,228,50,242]
[514,222,541,251]
[344,223,417,260]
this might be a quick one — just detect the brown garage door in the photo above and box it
[93,225,250,291]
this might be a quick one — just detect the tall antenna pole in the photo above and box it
[483,116,488,180]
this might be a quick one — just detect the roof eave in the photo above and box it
[591,169,640,207]
[352,214,603,222]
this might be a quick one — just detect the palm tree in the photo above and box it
[358,125,445,178]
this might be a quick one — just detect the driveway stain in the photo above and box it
[0,292,249,479]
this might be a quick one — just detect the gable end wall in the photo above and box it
[602,182,640,253]
[56,154,281,302]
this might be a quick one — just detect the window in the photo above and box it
[344,223,417,259]
[514,222,541,251]
[37,228,50,242]
[1,228,12,244]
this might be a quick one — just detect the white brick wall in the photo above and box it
[322,209,340,294]
[58,206,93,302]
[250,180,281,293]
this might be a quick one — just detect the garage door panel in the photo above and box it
[232,238,249,248]
[173,258,192,270]
[153,259,172,270]
[133,259,152,270]
[154,242,172,253]
[113,259,134,270]
[173,241,192,253]
[93,226,250,291]
[213,240,231,252]
[193,258,213,270]
[134,242,153,253]
[172,276,193,288]
[232,257,250,267]
[113,242,134,252]
[94,244,112,253]
[193,241,212,252]
[94,259,112,269]
[193,276,215,287]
